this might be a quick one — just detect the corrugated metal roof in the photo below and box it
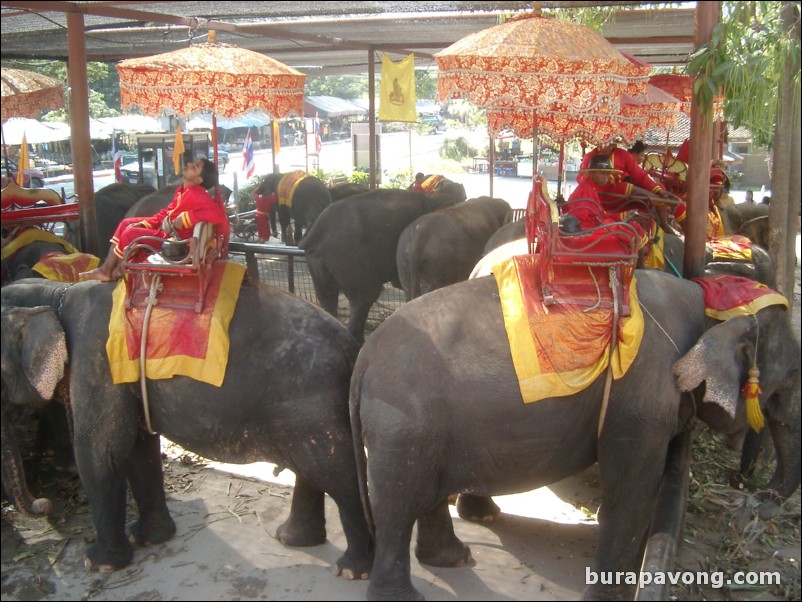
[0,2,697,75]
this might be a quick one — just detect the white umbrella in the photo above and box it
[3,117,71,145]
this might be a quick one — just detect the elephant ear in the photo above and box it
[673,315,753,421]
[8,307,68,401]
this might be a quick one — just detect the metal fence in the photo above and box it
[228,241,406,334]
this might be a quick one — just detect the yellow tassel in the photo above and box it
[741,365,764,432]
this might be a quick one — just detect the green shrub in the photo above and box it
[439,136,477,162]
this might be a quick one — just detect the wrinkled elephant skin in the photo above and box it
[1,278,372,578]
[396,196,511,300]
[350,269,800,601]
[299,188,466,342]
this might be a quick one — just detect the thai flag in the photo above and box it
[243,129,255,179]
[111,131,123,184]
[314,112,323,155]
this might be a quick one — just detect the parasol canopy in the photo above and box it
[620,84,682,133]
[117,38,306,119]
[435,12,650,114]
[648,73,723,118]
[1,67,65,123]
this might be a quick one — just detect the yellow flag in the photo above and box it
[173,127,185,175]
[379,53,417,122]
[17,133,29,187]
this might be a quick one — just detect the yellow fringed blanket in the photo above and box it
[493,254,643,403]
[107,261,245,387]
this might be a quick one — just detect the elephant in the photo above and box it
[396,196,511,300]
[255,171,332,246]
[298,186,466,343]
[719,202,770,248]
[1,277,373,578]
[4,184,156,284]
[329,182,370,202]
[484,217,525,254]
[349,268,800,601]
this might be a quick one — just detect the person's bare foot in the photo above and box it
[79,267,115,282]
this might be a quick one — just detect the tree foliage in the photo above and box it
[688,1,801,147]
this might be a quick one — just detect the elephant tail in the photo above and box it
[348,364,375,542]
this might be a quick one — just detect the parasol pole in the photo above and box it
[1,127,11,178]
[531,108,539,205]
[557,142,564,197]
[211,113,221,203]
[489,133,495,198]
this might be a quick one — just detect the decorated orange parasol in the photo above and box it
[1,67,65,184]
[648,73,723,118]
[116,31,305,173]
[436,10,650,197]
[1,67,64,124]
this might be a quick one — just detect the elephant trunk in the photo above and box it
[1,406,53,516]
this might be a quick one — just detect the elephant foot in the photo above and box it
[333,551,372,580]
[128,515,176,546]
[456,493,501,524]
[276,517,326,547]
[415,537,472,568]
[367,583,425,601]
[84,541,133,573]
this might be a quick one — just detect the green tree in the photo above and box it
[688,1,800,313]
[305,75,368,99]
[2,59,121,118]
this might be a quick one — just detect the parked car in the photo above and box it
[1,159,46,188]
[419,114,446,134]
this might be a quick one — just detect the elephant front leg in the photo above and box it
[415,498,472,567]
[82,469,134,572]
[125,431,176,546]
[455,493,501,524]
[275,476,326,547]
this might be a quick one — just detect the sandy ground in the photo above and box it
[2,447,603,601]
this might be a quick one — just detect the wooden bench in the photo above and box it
[527,175,640,316]
[121,220,227,313]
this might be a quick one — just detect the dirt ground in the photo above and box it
[2,265,800,601]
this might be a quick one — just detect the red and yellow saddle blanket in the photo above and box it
[278,170,309,207]
[493,254,643,403]
[33,252,99,281]
[707,235,752,261]
[106,261,246,387]
[1,228,99,281]
[692,274,788,320]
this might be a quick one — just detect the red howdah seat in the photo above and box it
[526,175,640,316]
[121,219,228,313]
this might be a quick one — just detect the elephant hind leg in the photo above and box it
[126,431,175,546]
[415,498,472,567]
[345,283,384,343]
[275,476,326,547]
[305,255,340,318]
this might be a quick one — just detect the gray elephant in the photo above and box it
[3,184,156,283]
[719,203,770,248]
[1,277,372,578]
[396,196,511,300]
[255,171,332,245]
[329,182,370,202]
[349,269,800,601]
[484,217,525,254]
[298,186,466,342]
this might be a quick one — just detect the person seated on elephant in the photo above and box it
[565,154,647,255]
[673,166,729,240]
[409,172,426,192]
[627,140,648,167]
[745,190,755,204]
[80,158,227,282]
[579,138,671,204]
